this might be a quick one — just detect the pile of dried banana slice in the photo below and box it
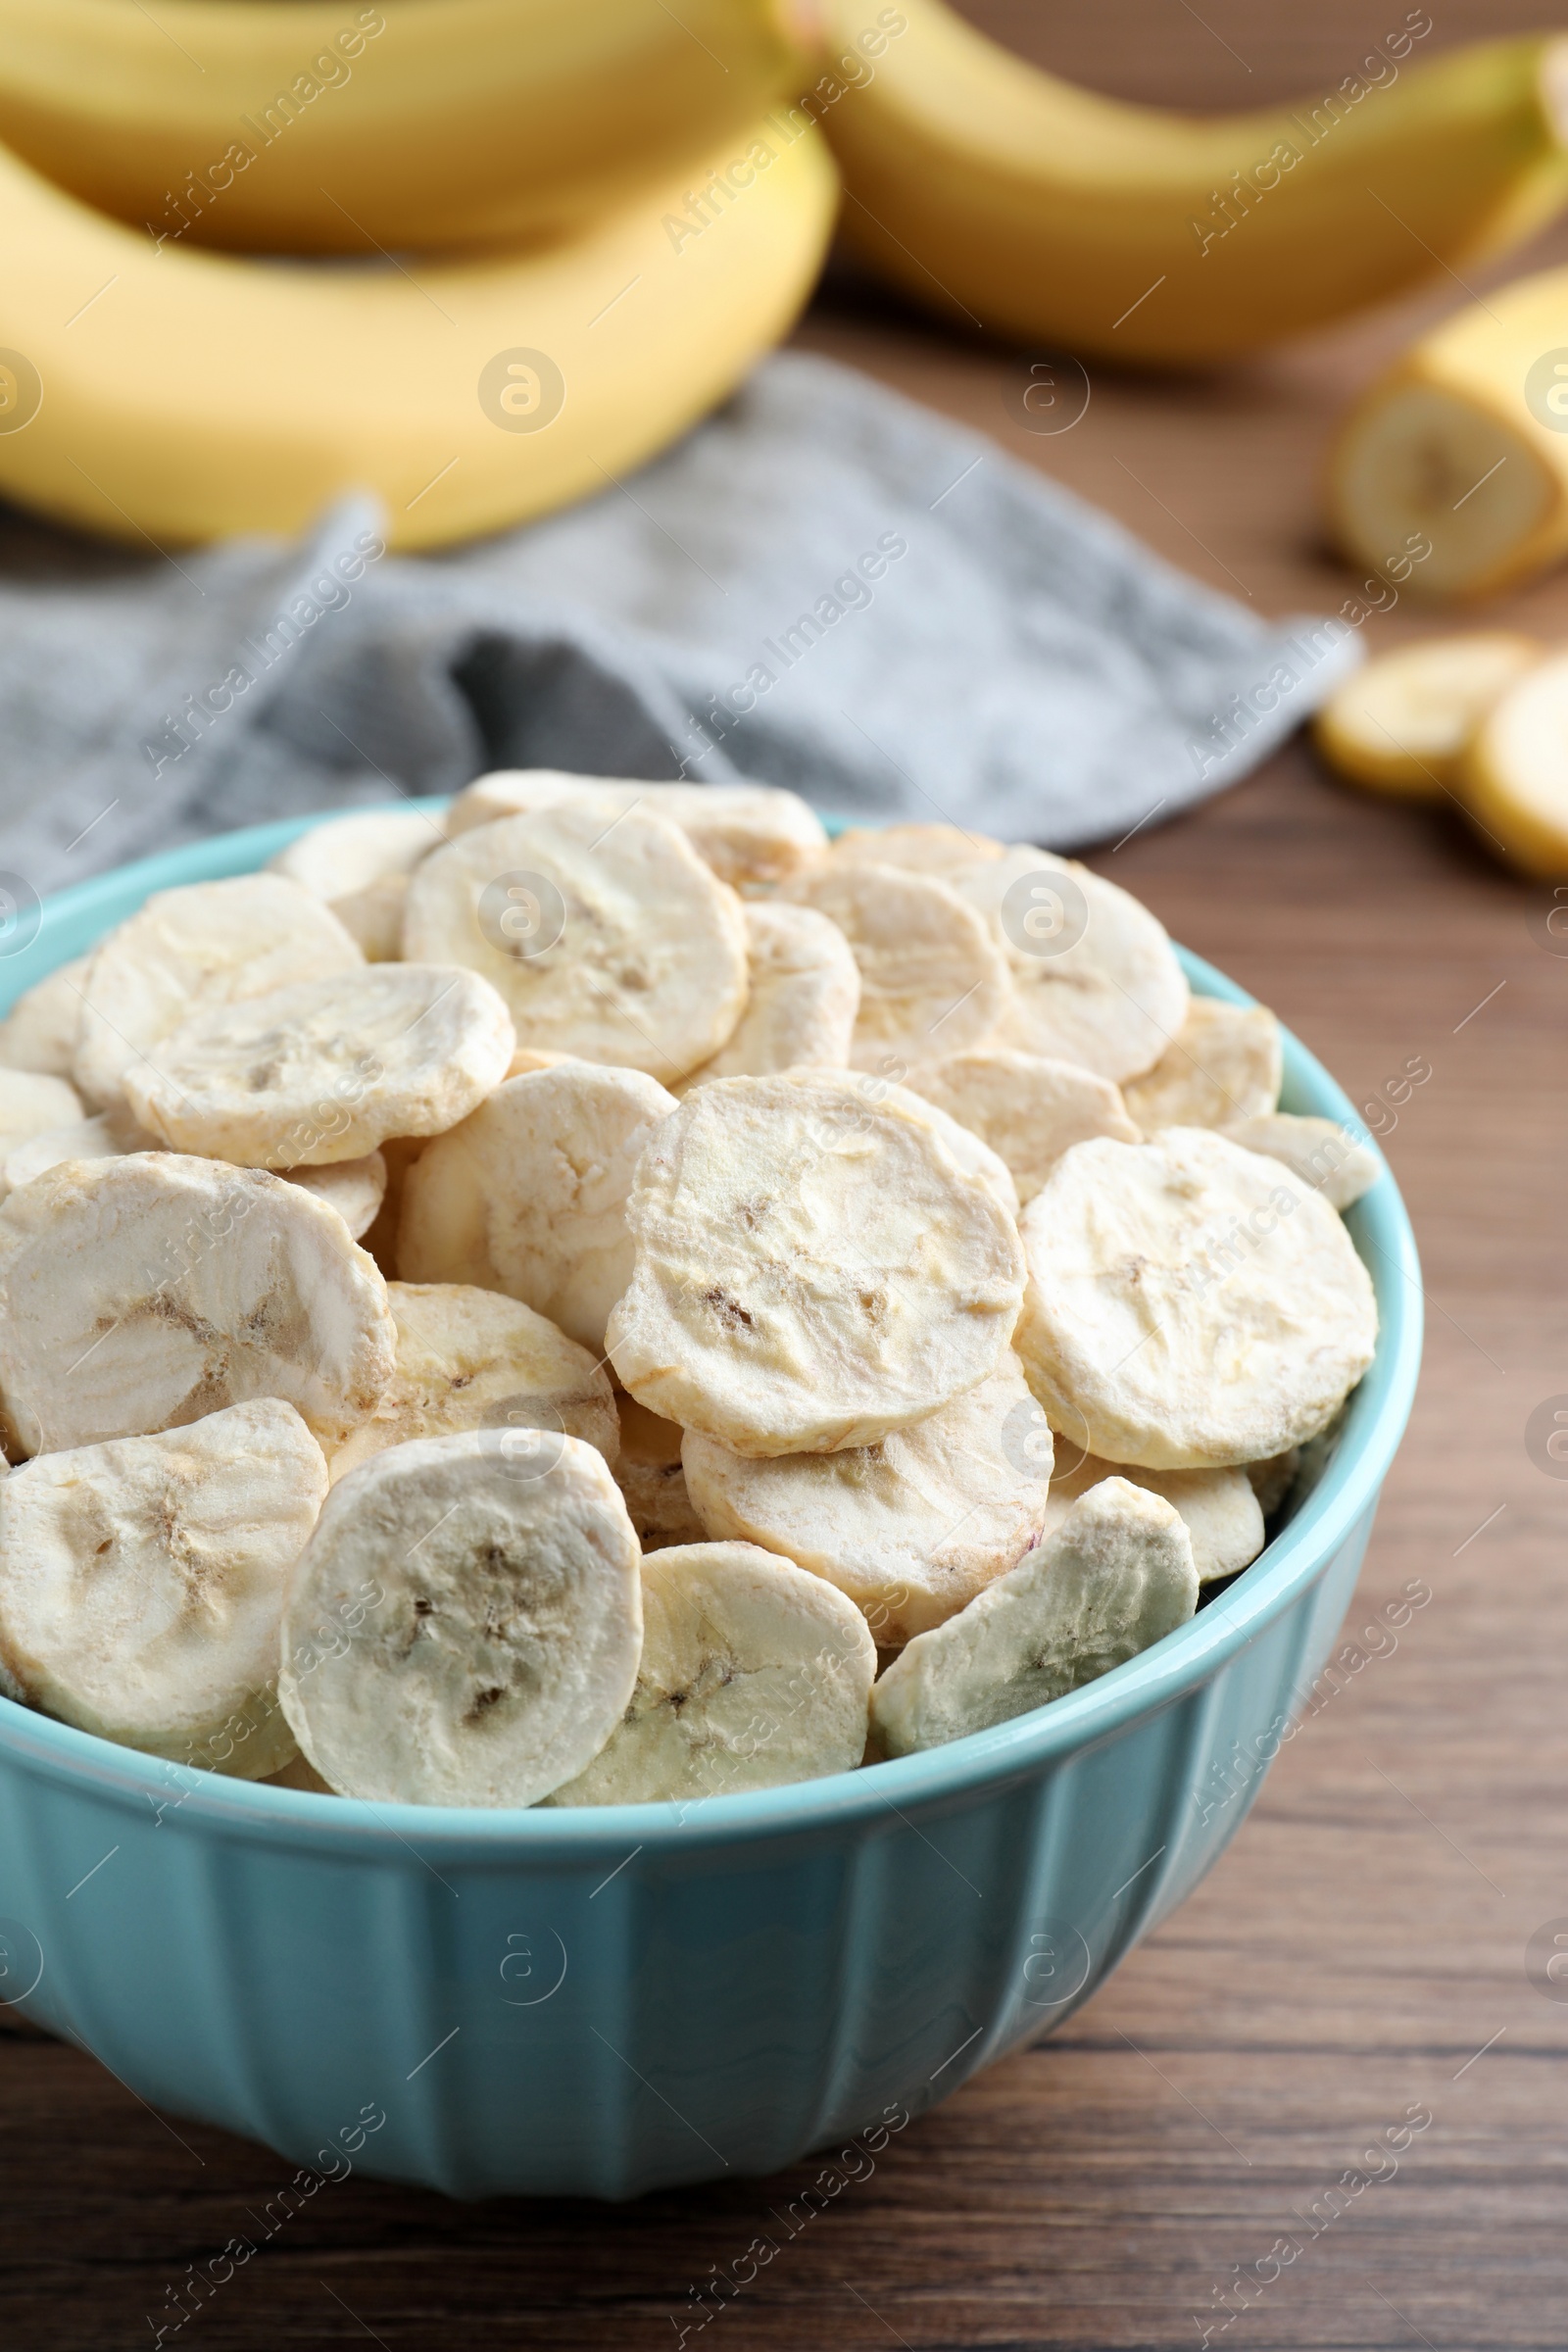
[0,775,1380,1806]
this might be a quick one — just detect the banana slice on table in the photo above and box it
[0,1397,325,1775]
[1123,999,1283,1134]
[278,1431,642,1807]
[1312,635,1541,797]
[0,1153,395,1455]
[950,849,1189,1084]
[612,1391,708,1553]
[398,1062,676,1350]
[1459,649,1568,878]
[827,822,1006,874]
[0,1068,83,1153]
[404,804,749,1082]
[1219,1113,1379,1212]
[124,965,514,1167]
[1015,1130,1378,1470]
[0,955,89,1077]
[546,1540,877,1806]
[903,1049,1140,1204]
[870,1480,1199,1756]
[788,861,1011,1069]
[606,1071,1026,1456]
[283,1152,388,1242]
[676,903,859,1091]
[682,1355,1053,1645]
[1042,1451,1263,1585]
[270,807,452,962]
[328,1282,618,1484]
[74,875,363,1109]
[445,773,828,892]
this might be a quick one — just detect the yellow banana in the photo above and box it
[816,0,1568,364]
[0,0,816,253]
[0,112,838,550]
[1331,264,1568,600]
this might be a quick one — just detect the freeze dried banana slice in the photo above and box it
[278,1430,642,1806]
[612,1391,707,1552]
[1016,1129,1378,1470]
[271,808,451,962]
[404,803,749,1082]
[1124,998,1282,1133]
[0,955,89,1077]
[790,862,1010,1068]
[284,1152,388,1241]
[1246,1448,1300,1519]
[1220,1112,1379,1211]
[506,1046,578,1076]
[682,1355,1052,1644]
[546,1540,875,1805]
[399,1062,676,1349]
[0,1153,395,1455]
[872,1479,1198,1754]
[606,1072,1026,1456]
[886,1079,1018,1219]
[125,965,514,1167]
[0,1068,83,1153]
[1042,1451,1263,1584]
[904,1049,1140,1205]
[0,1398,325,1775]
[2,1114,123,1200]
[676,903,859,1091]
[828,822,1006,873]
[74,874,364,1109]
[951,848,1189,1083]
[328,1282,618,1483]
[446,770,828,890]
[1313,632,1541,797]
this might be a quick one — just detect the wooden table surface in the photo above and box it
[8,5,1568,2346]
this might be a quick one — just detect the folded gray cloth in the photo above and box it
[0,351,1359,894]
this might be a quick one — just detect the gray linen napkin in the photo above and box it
[0,351,1359,894]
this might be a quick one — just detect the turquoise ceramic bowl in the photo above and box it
[0,809,1421,2199]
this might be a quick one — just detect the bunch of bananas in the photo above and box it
[1,0,1566,552]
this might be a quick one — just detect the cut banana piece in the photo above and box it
[283,1152,388,1242]
[0,1067,83,1153]
[278,1431,642,1807]
[124,964,514,1167]
[358,1132,424,1279]
[270,808,451,962]
[445,773,828,892]
[0,1153,395,1455]
[1219,1113,1379,1212]
[675,903,859,1091]
[1459,649,1568,877]
[951,849,1189,1083]
[74,874,363,1110]
[1247,1448,1300,1519]
[0,954,89,1077]
[681,1355,1053,1644]
[404,803,749,1082]
[1042,1451,1263,1584]
[2,1113,124,1200]
[328,1282,618,1484]
[1312,634,1541,796]
[892,1083,1019,1220]
[903,1049,1140,1205]
[827,822,1006,873]
[398,1062,676,1350]
[606,1071,1026,1456]
[546,1540,876,1805]
[0,1397,325,1775]
[1016,1130,1378,1470]
[1123,998,1283,1134]
[870,1479,1199,1755]
[612,1391,708,1553]
[790,861,1012,1068]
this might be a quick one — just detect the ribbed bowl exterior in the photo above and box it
[0,812,1422,2200]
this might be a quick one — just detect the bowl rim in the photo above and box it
[0,806,1423,1856]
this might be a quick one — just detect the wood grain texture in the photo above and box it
[8,5,1568,2345]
